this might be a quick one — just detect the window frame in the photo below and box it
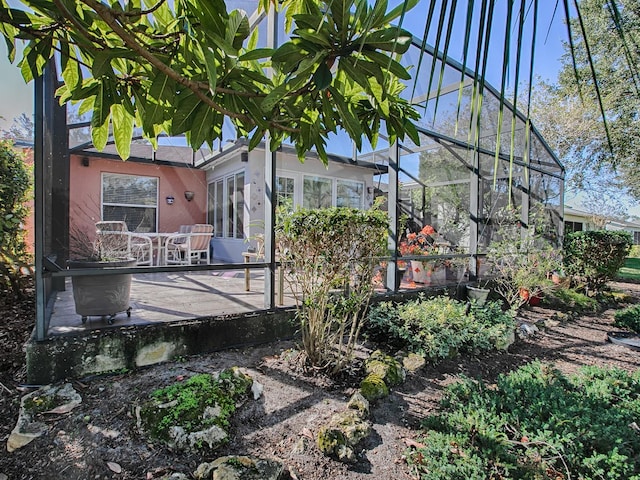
[208,170,245,240]
[101,172,159,233]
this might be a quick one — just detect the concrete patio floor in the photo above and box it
[45,262,466,337]
[48,268,298,336]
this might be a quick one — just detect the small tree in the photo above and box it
[563,230,632,293]
[0,140,32,298]
[277,205,388,373]
[487,207,561,310]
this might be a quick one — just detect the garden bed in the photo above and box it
[1,282,640,479]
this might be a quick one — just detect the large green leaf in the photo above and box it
[361,50,411,80]
[239,48,274,61]
[203,47,217,95]
[91,50,114,78]
[171,90,201,135]
[227,9,250,51]
[313,61,333,90]
[111,103,134,160]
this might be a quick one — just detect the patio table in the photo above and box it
[139,232,177,265]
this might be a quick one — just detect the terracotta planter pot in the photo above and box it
[519,287,541,306]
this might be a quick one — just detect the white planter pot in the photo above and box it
[411,260,430,284]
[69,258,136,323]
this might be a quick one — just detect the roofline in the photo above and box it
[199,138,389,174]
[69,150,200,170]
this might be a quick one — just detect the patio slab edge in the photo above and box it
[25,308,297,385]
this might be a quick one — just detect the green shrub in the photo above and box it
[614,305,640,333]
[407,363,640,479]
[366,295,515,362]
[563,230,632,293]
[277,205,388,373]
[0,140,32,299]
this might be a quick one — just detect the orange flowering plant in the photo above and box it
[399,224,437,256]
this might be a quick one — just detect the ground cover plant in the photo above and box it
[614,304,640,334]
[366,295,515,361]
[407,362,640,480]
[542,285,600,313]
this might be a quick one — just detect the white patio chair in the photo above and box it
[164,224,213,265]
[95,221,153,266]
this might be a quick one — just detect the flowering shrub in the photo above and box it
[399,224,436,256]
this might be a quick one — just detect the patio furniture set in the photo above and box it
[95,221,213,266]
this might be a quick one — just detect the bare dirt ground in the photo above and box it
[1,282,640,480]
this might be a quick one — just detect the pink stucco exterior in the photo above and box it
[69,154,207,237]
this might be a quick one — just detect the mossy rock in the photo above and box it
[359,373,389,402]
[493,327,516,351]
[346,392,369,417]
[401,352,426,373]
[365,350,406,387]
[317,410,371,463]
[194,456,286,480]
[138,367,253,451]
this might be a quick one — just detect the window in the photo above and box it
[102,173,158,232]
[276,176,295,210]
[337,179,364,208]
[207,180,224,237]
[634,231,640,245]
[208,171,244,239]
[303,175,332,209]
[564,221,583,234]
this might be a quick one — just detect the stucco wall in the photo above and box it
[69,154,207,238]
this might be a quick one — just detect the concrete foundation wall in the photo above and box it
[26,308,297,384]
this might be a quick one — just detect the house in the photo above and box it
[68,138,383,263]
[564,206,640,244]
[200,140,382,262]
[68,143,209,259]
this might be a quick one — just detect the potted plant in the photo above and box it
[466,281,490,305]
[399,224,439,284]
[486,207,561,310]
[68,226,136,324]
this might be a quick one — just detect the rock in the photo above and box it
[518,323,539,338]
[168,424,228,451]
[365,350,406,386]
[552,311,569,322]
[251,380,264,400]
[291,437,309,454]
[159,474,189,480]
[359,373,389,402]
[138,367,253,452]
[401,352,426,373]
[346,392,369,417]
[7,383,82,452]
[317,409,371,463]
[194,456,287,480]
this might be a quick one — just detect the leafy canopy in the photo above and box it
[556,0,640,197]
[0,0,420,162]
